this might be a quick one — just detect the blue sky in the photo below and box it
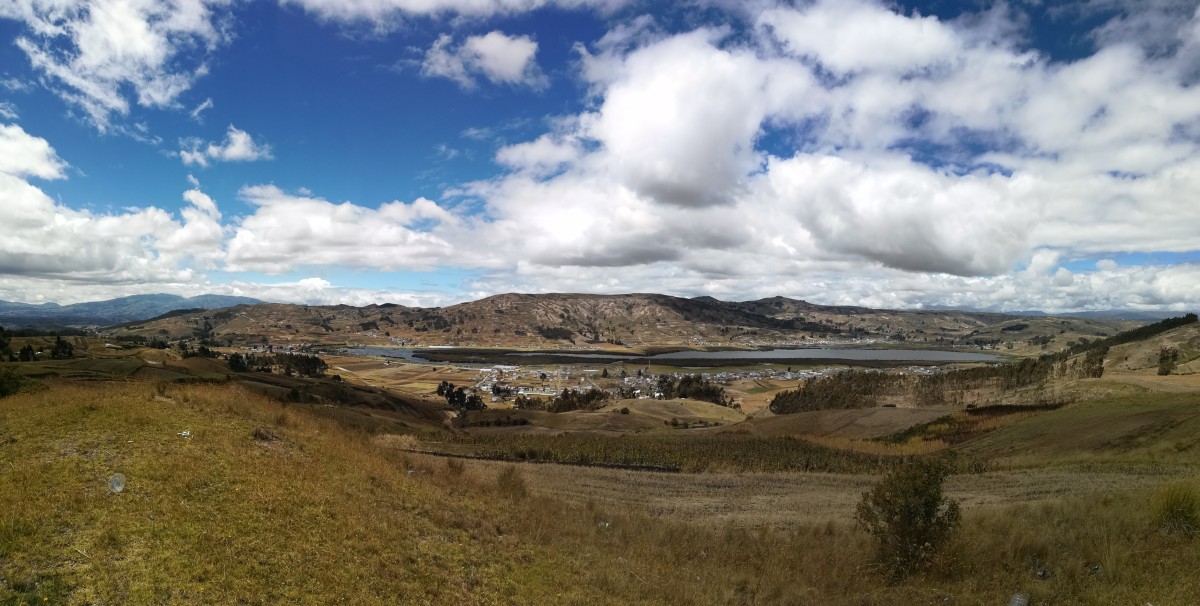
[1,0,1199,312]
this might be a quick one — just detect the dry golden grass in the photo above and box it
[373,432,421,450]
[598,398,747,425]
[803,434,949,456]
[0,380,569,604]
[3,378,1200,604]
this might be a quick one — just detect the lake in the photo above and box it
[347,347,1001,364]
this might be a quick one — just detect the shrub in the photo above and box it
[1152,480,1200,537]
[855,459,960,579]
[0,365,21,398]
[496,465,527,501]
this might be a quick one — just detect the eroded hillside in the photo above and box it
[109,293,1139,352]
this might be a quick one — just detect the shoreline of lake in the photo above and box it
[346,346,1001,366]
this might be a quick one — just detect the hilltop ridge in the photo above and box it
[0,294,260,327]
[109,292,1141,354]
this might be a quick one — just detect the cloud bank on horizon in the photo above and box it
[1,0,1198,312]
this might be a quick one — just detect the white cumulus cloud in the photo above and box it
[282,0,626,28]
[0,123,237,293]
[0,123,67,179]
[2,0,233,131]
[4,0,1200,314]
[422,31,546,89]
[180,125,273,167]
[223,185,461,273]
[760,0,961,74]
[429,0,1200,310]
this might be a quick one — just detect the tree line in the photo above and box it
[436,380,485,411]
[3,333,75,362]
[656,374,735,407]
[226,352,328,377]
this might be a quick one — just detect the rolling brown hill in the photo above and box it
[108,292,1140,353]
[1105,320,1200,374]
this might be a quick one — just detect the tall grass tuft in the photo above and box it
[372,433,419,451]
[1151,480,1200,537]
[497,465,528,501]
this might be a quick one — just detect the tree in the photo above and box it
[855,459,960,580]
[548,387,609,413]
[18,345,35,362]
[1159,348,1180,376]
[51,335,73,359]
[464,393,485,411]
[658,374,733,407]
[194,319,215,344]
[281,353,327,377]
[227,353,250,372]
[0,326,9,357]
[513,394,540,410]
[656,374,675,399]
[1082,346,1108,378]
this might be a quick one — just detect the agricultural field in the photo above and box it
[2,315,1199,604]
[324,356,481,404]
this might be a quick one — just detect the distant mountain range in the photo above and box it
[4,291,1181,354]
[1007,309,1180,321]
[109,292,1153,356]
[0,294,261,327]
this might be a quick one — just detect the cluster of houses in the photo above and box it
[447,359,959,405]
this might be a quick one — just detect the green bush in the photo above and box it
[0,365,21,398]
[855,459,960,579]
[1152,480,1200,537]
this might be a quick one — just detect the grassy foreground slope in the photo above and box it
[3,379,1200,604]
[0,381,569,605]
